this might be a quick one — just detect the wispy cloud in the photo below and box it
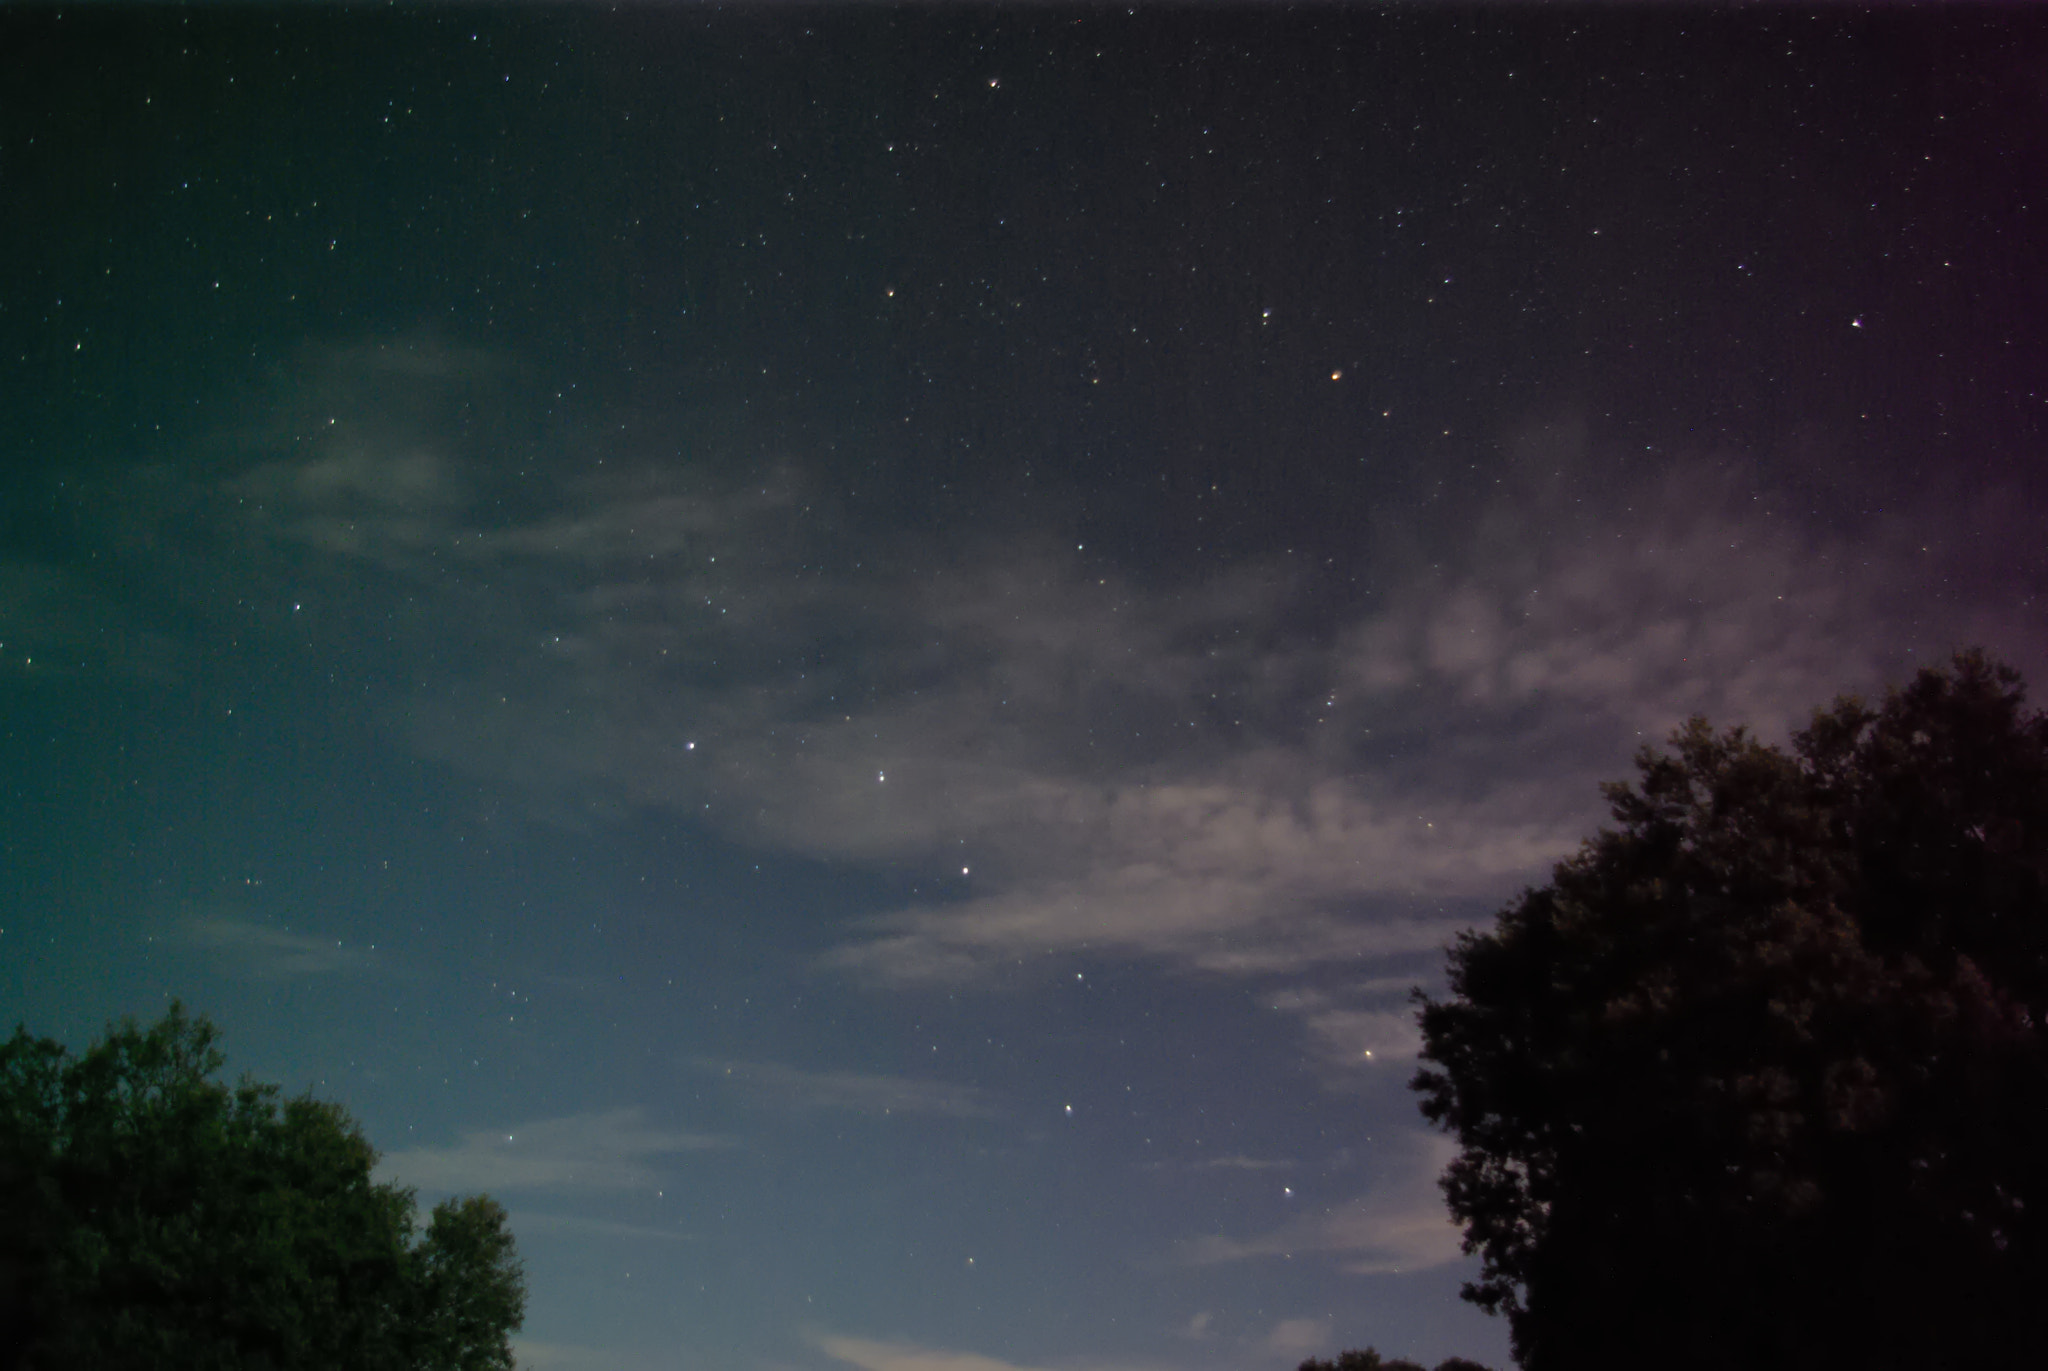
[1181,1131,1464,1277]
[1261,1319,1333,1358]
[0,559,194,684]
[1194,1155,1295,1172]
[166,343,2048,1025]
[811,1327,1196,1368]
[819,777,1564,987]
[376,1108,732,1195]
[507,1210,699,1244]
[1268,988,1425,1070]
[817,1338,1052,1371]
[814,1336,1165,1371]
[186,916,380,978]
[697,1059,997,1119]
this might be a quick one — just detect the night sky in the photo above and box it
[4,7,2046,1371]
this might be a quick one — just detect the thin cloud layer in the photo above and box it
[1182,1132,1464,1277]
[186,916,380,979]
[197,342,2040,1010]
[0,559,194,684]
[1261,1320,1333,1358]
[817,1337,1060,1371]
[814,1336,1166,1371]
[376,1108,732,1195]
[1269,988,1425,1069]
[1194,1156,1295,1173]
[822,773,1578,986]
[697,1058,997,1118]
[507,1211,698,1244]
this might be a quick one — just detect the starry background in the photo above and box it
[3,7,2046,1371]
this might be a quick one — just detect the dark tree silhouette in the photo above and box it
[1298,1352,1491,1371]
[1412,650,2048,1371]
[0,1003,524,1371]
[1297,1351,1423,1371]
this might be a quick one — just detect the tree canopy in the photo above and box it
[1412,650,2048,1370]
[1298,1350,1493,1371]
[0,1003,523,1371]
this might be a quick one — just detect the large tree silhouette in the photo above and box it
[0,1003,524,1371]
[1413,651,2048,1371]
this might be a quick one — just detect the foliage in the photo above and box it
[410,1195,526,1371]
[1298,1351,1491,1371]
[0,1003,524,1371]
[1412,650,2048,1370]
[1298,1351,1420,1371]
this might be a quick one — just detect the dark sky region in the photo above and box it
[3,5,2046,1369]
